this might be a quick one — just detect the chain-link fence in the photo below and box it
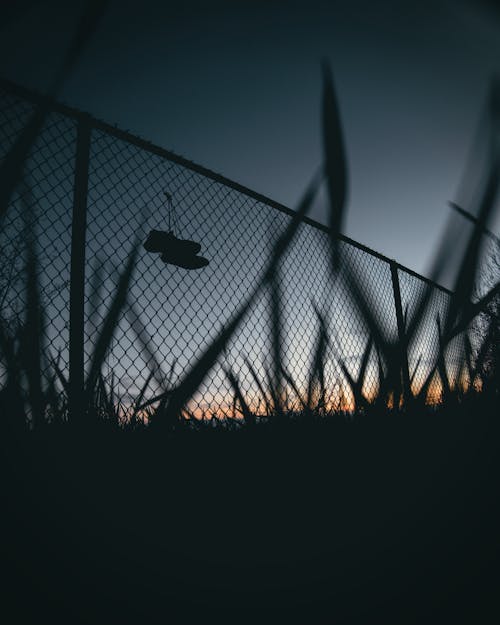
[0,78,467,418]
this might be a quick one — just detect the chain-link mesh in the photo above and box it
[0,80,469,417]
[0,90,75,363]
[398,268,465,398]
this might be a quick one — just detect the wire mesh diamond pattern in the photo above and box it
[0,79,468,416]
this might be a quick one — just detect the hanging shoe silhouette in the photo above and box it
[143,230,201,255]
[160,249,209,270]
[143,192,209,270]
[144,230,209,270]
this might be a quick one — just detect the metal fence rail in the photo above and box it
[0,78,466,418]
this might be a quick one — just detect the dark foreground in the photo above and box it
[1,396,500,625]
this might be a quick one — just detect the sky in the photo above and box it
[2,0,500,280]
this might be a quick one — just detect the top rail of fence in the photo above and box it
[0,75,452,296]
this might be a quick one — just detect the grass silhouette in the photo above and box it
[1,42,500,624]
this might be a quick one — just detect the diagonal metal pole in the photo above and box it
[69,114,91,425]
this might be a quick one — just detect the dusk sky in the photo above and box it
[2,0,500,279]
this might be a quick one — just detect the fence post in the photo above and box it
[69,114,91,425]
[390,261,411,406]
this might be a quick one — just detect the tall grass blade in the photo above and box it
[463,333,474,387]
[415,360,439,405]
[131,369,155,422]
[163,173,321,423]
[0,0,108,225]
[88,257,105,334]
[281,367,308,411]
[264,170,322,278]
[446,165,500,336]
[96,372,111,419]
[125,300,167,390]
[404,217,463,347]
[471,314,497,385]
[306,304,329,411]
[339,335,372,411]
[321,59,348,271]
[85,241,139,403]
[244,357,273,417]
[374,345,388,406]
[340,255,391,363]
[409,354,423,389]
[223,367,255,426]
[436,314,451,400]
[50,353,70,397]
[0,318,25,429]
[448,279,500,340]
[444,79,500,337]
[21,185,45,428]
[404,98,494,347]
[0,319,18,381]
[263,363,281,417]
[54,0,110,94]
[268,263,284,417]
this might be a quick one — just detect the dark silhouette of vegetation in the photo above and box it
[1,21,500,622]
